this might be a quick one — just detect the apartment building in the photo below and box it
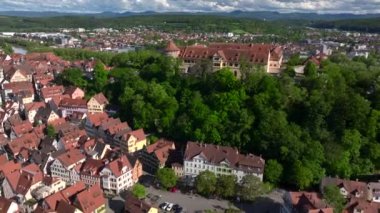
[183,142,265,182]
[50,149,86,184]
[99,155,134,194]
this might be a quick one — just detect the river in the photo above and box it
[11,46,28,55]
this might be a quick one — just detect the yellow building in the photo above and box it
[87,93,109,114]
[120,129,147,153]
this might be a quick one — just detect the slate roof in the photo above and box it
[184,141,265,173]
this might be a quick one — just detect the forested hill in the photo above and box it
[1,13,380,34]
[0,14,297,34]
[312,18,380,33]
[57,49,380,190]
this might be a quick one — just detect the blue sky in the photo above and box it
[1,0,379,14]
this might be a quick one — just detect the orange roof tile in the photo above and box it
[76,184,105,213]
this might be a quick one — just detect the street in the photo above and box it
[146,186,238,212]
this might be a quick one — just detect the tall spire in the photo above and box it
[165,40,180,52]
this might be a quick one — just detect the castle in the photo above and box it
[164,41,283,77]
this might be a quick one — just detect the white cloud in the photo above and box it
[0,0,380,13]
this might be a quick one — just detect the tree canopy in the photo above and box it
[195,171,217,197]
[131,183,146,199]
[156,168,177,189]
[57,49,380,190]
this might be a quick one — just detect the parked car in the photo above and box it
[173,204,183,213]
[175,207,184,213]
[159,202,168,210]
[166,203,174,211]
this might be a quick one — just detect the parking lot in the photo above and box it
[146,186,238,212]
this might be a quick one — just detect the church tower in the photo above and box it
[164,40,181,58]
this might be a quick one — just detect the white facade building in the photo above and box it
[50,149,86,184]
[99,155,134,194]
[183,142,265,182]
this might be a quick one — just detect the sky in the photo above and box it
[1,0,380,14]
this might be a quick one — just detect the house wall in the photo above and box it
[139,150,160,174]
[100,168,134,193]
[21,95,34,105]
[172,165,183,178]
[47,112,60,123]
[10,71,28,83]
[132,160,143,183]
[7,202,19,213]
[27,110,38,123]
[60,107,87,118]
[71,89,85,99]
[87,98,104,113]
[2,178,15,199]
[51,160,71,183]
[183,155,263,182]
[122,137,147,154]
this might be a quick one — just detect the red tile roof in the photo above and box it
[56,149,86,168]
[146,139,175,165]
[178,43,282,65]
[64,87,85,99]
[11,120,33,136]
[184,141,265,173]
[87,112,109,127]
[321,177,367,198]
[105,155,132,177]
[123,128,145,142]
[59,98,87,108]
[0,154,7,165]
[0,197,17,213]
[44,181,86,210]
[7,132,40,155]
[41,85,64,100]
[59,129,87,149]
[165,41,180,52]
[80,159,104,176]
[75,184,106,213]
[5,163,43,196]
[346,197,380,213]
[3,82,34,94]
[289,191,332,213]
[0,161,21,176]
[24,101,46,112]
[91,93,109,105]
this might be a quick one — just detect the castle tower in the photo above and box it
[164,40,181,58]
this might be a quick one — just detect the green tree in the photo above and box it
[0,42,13,55]
[156,168,177,189]
[58,68,87,88]
[46,125,56,138]
[93,61,108,92]
[287,54,302,66]
[291,160,314,190]
[304,61,318,77]
[131,183,146,199]
[323,185,346,213]
[195,171,217,197]
[215,175,236,198]
[238,175,271,202]
[264,159,283,185]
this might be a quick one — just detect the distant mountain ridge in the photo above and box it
[1,10,380,21]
